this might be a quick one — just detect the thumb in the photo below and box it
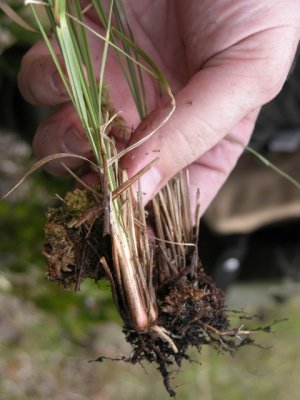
[121,27,299,204]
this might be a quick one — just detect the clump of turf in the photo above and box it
[44,184,259,397]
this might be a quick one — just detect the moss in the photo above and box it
[64,188,90,216]
[43,188,109,289]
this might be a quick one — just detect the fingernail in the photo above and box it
[63,128,91,154]
[25,56,68,105]
[136,166,162,204]
[50,70,66,96]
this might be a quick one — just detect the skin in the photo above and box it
[18,0,300,219]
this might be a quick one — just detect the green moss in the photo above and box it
[64,188,90,216]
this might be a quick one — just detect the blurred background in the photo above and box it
[1,2,300,400]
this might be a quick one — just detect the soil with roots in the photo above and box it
[122,272,256,396]
[43,188,266,397]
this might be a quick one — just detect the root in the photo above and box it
[150,325,178,354]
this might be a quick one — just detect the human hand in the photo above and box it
[18,0,300,219]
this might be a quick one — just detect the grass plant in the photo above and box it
[26,0,177,335]
[17,2,248,395]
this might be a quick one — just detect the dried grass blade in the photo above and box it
[100,256,120,313]
[2,153,98,200]
[0,1,36,32]
[110,90,175,162]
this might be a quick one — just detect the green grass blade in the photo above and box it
[111,27,169,90]
[29,4,73,102]
[245,145,300,191]
[71,1,99,116]
[55,1,101,162]
[113,4,146,118]
[113,1,147,118]
[227,135,300,192]
[98,0,114,125]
